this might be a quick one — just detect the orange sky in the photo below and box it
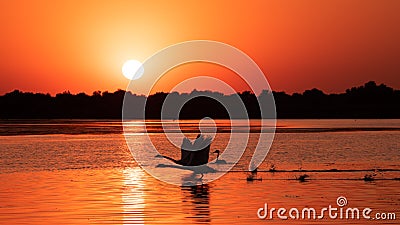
[0,0,399,95]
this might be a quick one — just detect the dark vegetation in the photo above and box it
[0,81,399,119]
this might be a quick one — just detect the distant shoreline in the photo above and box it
[1,81,399,119]
[1,118,400,136]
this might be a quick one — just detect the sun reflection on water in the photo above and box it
[122,167,146,225]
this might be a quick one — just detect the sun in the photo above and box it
[122,59,144,80]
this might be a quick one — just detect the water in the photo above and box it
[0,119,399,224]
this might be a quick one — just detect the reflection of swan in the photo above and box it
[213,150,227,164]
[181,185,211,223]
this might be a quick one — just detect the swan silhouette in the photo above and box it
[160,134,212,166]
[213,150,227,164]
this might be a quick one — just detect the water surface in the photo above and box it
[0,119,399,224]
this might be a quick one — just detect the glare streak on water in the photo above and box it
[0,119,399,224]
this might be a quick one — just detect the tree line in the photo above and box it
[0,81,399,119]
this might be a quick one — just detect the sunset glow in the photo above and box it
[1,1,399,224]
[1,1,399,95]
